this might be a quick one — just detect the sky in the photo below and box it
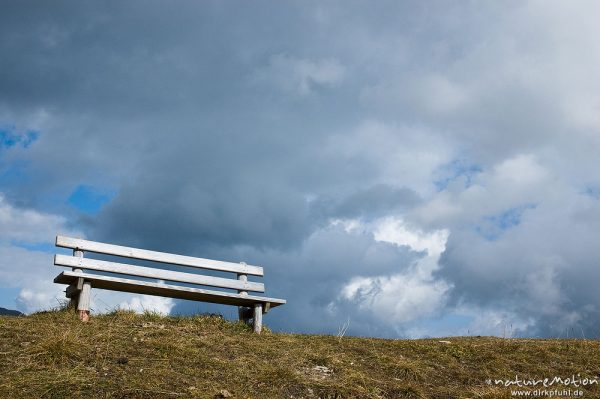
[1,0,600,338]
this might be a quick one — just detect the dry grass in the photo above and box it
[1,308,599,398]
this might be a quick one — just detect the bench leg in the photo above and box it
[253,303,263,334]
[77,282,91,322]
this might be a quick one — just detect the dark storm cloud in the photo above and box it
[0,0,374,209]
[90,171,314,251]
[312,184,421,221]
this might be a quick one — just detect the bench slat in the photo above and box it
[55,236,263,276]
[54,254,265,293]
[54,271,285,308]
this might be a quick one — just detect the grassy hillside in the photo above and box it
[1,309,599,399]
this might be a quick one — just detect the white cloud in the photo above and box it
[340,273,449,326]
[492,154,549,187]
[118,295,175,315]
[0,194,81,313]
[0,245,65,313]
[374,217,448,258]
[457,309,534,339]
[0,194,68,243]
[15,286,63,313]
[327,121,455,196]
[334,217,451,328]
[410,153,555,228]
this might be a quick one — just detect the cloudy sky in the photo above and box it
[1,1,599,338]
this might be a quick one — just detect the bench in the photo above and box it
[52,235,285,333]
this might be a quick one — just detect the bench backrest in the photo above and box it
[54,235,265,293]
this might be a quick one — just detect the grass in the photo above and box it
[0,308,599,398]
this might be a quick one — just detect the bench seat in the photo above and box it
[55,271,286,309]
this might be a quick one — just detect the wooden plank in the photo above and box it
[54,271,286,308]
[56,235,263,276]
[54,254,265,293]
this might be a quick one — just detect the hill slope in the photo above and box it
[0,306,23,316]
[0,309,598,399]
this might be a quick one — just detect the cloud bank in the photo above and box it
[1,1,599,338]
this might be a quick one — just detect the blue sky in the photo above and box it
[1,1,600,338]
[67,185,116,215]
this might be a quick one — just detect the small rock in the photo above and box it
[438,340,452,344]
[313,365,333,374]
[216,389,232,398]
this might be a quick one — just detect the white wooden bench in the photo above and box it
[52,235,285,333]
